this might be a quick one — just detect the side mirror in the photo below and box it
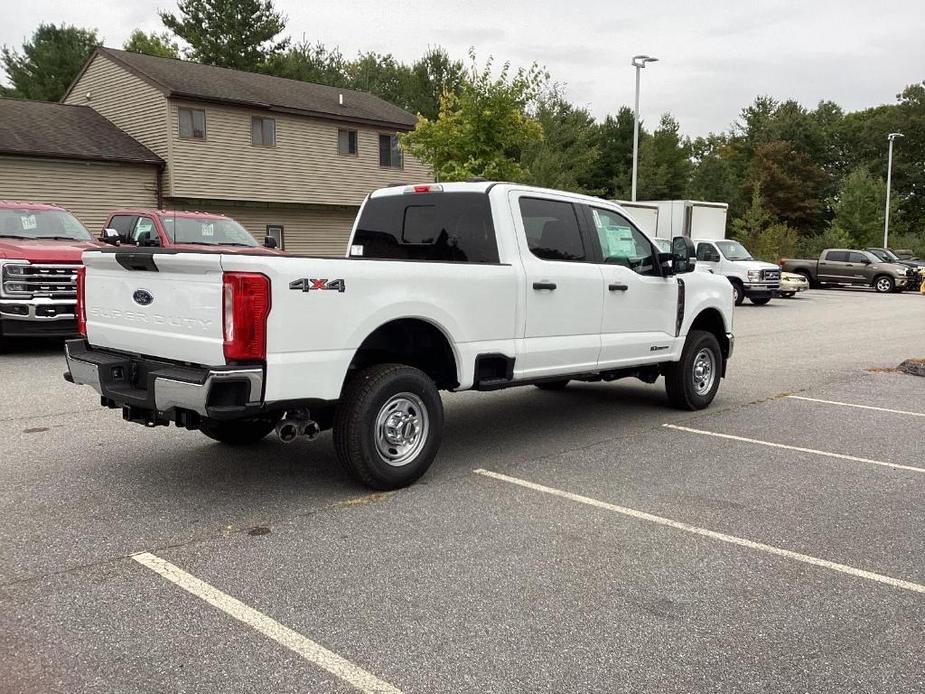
[264,236,278,249]
[101,228,121,246]
[671,236,696,274]
[137,230,161,247]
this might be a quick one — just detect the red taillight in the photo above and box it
[222,272,271,361]
[76,266,87,336]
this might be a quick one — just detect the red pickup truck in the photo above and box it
[99,209,283,253]
[0,201,102,345]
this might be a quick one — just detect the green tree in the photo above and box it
[689,134,742,212]
[404,48,465,120]
[123,30,180,59]
[263,40,350,86]
[1,24,100,101]
[828,167,893,247]
[732,187,797,262]
[745,140,826,233]
[400,53,546,182]
[586,107,636,199]
[347,53,414,109]
[637,113,692,199]
[160,0,288,70]
[520,92,599,193]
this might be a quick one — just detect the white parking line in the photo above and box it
[132,552,403,694]
[662,424,925,474]
[787,395,925,418]
[473,469,925,595]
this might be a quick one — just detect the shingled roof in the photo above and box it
[79,47,418,130]
[0,98,163,165]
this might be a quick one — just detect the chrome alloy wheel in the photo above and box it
[374,392,430,467]
[876,277,893,293]
[691,348,716,396]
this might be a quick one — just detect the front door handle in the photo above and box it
[608,283,629,291]
[533,281,557,290]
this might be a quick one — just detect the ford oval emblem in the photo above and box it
[132,289,154,306]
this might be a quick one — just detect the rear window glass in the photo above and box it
[825,250,848,262]
[352,193,499,263]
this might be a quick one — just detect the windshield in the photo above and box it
[0,209,92,241]
[653,238,671,253]
[159,215,257,247]
[715,240,753,261]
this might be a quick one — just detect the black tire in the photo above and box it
[664,330,723,410]
[797,271,815,288]
[750,296,771,305]
[333,363,444,490]
[873,275,894,294]
[730,280,745,306]
[535,379,570,391]
[200,415,278,445]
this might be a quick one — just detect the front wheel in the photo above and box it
[731,280,745,306]
[873,275,895,293]
[664,330,723,410]
[334,363,444,490]
[200,415,278,445]
[750,296,771,305]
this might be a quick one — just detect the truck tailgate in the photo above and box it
[83,251,225,365]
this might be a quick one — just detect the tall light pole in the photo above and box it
[631,54,658,201]
[883,132,903,248]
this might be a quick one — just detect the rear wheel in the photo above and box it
[334,363,444,490]
[664,330,722,410]
[750,296,771,305]
[874,275,895,293]
[535,379,570,391]
[797,271,815,288]
[200,415,278,445]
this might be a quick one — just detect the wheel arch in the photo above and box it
[345,317,460,392]
[688,307,731,362]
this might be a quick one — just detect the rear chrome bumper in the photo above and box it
[64,339,264,420]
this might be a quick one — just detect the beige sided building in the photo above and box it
[0,98,162,231]
[63,48,432,255]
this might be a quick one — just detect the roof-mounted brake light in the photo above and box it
[405,184,443,194]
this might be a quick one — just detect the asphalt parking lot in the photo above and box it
[1,288,924,693]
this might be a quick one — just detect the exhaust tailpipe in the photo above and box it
[275,410,320,443]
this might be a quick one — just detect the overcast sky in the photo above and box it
[2,0,923,136]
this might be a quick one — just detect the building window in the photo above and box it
[252,116,276,146]
[338,129,358,156]
[266,224,284,249]
[379,134,403,169]
[178,107,206,139]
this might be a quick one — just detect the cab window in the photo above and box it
[587,207,658,276]
[848,252,869,264]
[132,217,157,244]
[519,198,585,262]
[697,242,720,262]
[825,250,848,262]
[108,215,138,243]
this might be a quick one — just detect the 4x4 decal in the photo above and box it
[289,278,346,293]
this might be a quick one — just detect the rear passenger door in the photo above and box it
[818,250,848,282]
[510,193,603,378]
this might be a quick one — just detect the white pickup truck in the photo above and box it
[694,239,781,305]
[65,182,734,489]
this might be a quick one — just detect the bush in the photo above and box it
[886,232,925,258]
[746,223,798,263]
[795,227,854,258]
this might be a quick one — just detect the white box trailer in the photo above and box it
[614,201,660,238]
[638,200,728,240]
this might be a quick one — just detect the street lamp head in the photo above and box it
[631,55,660,68]
[888,132,904,140]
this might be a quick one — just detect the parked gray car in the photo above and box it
[780,249,913,293]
